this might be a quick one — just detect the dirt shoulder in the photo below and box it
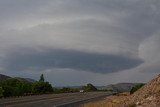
[79,92,131,107]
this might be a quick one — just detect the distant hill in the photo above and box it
[97,83,144,92]
[0,74,36,83]
[58,83,144,92]
[24,78,36,83]
[14,77,36,83]
[0,74,11,80]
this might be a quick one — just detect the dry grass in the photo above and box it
[79,92,130,107]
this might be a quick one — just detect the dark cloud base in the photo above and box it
[3,47,143,73]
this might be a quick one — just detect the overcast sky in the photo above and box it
[0,0,160,86]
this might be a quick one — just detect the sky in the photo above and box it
[0,0,160,86]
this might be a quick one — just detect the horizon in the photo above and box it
[0,72,146,87]
[0,0,160,86]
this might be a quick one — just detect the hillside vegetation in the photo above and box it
[0,74,53,97]
[0,74,99,98]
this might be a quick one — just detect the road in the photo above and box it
[0,92,113,107]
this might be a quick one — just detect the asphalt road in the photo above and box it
[0,92,113,107]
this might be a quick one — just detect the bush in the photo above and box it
[130,84,145,94]
[53,88,61,94]
[60,87,79,93]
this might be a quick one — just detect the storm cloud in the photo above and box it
[0,0,160,85]
[2,48,143,73]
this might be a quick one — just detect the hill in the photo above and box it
[97,83,143,93]
[0,74,36,83]
[0,74,11,80]
[60,83,142,92]
[14,77,36,83]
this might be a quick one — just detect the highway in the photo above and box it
[0,92,113,107]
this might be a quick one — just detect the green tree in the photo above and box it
[32,81,53,94]
[16,81,32,95]
[2,86,14,97]
[32,74,54,94]
[82,83,97,92]
[0,87,4,97]
[130,84,145,94]
[39,74,44,82]
[0,78,32,97]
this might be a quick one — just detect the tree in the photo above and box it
[39,74,44,82]
[32,74,54,94]
[0,78,33,97]
[32,81,53,94]
[82,83,97,92]
[130,84,145,94]
[0,87,4,97]
[16,81,32,95]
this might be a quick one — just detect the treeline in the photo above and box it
[0,74,98,98]
[0,74,53,97]
[53,83,98,94]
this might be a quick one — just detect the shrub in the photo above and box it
[130,84,145,94]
